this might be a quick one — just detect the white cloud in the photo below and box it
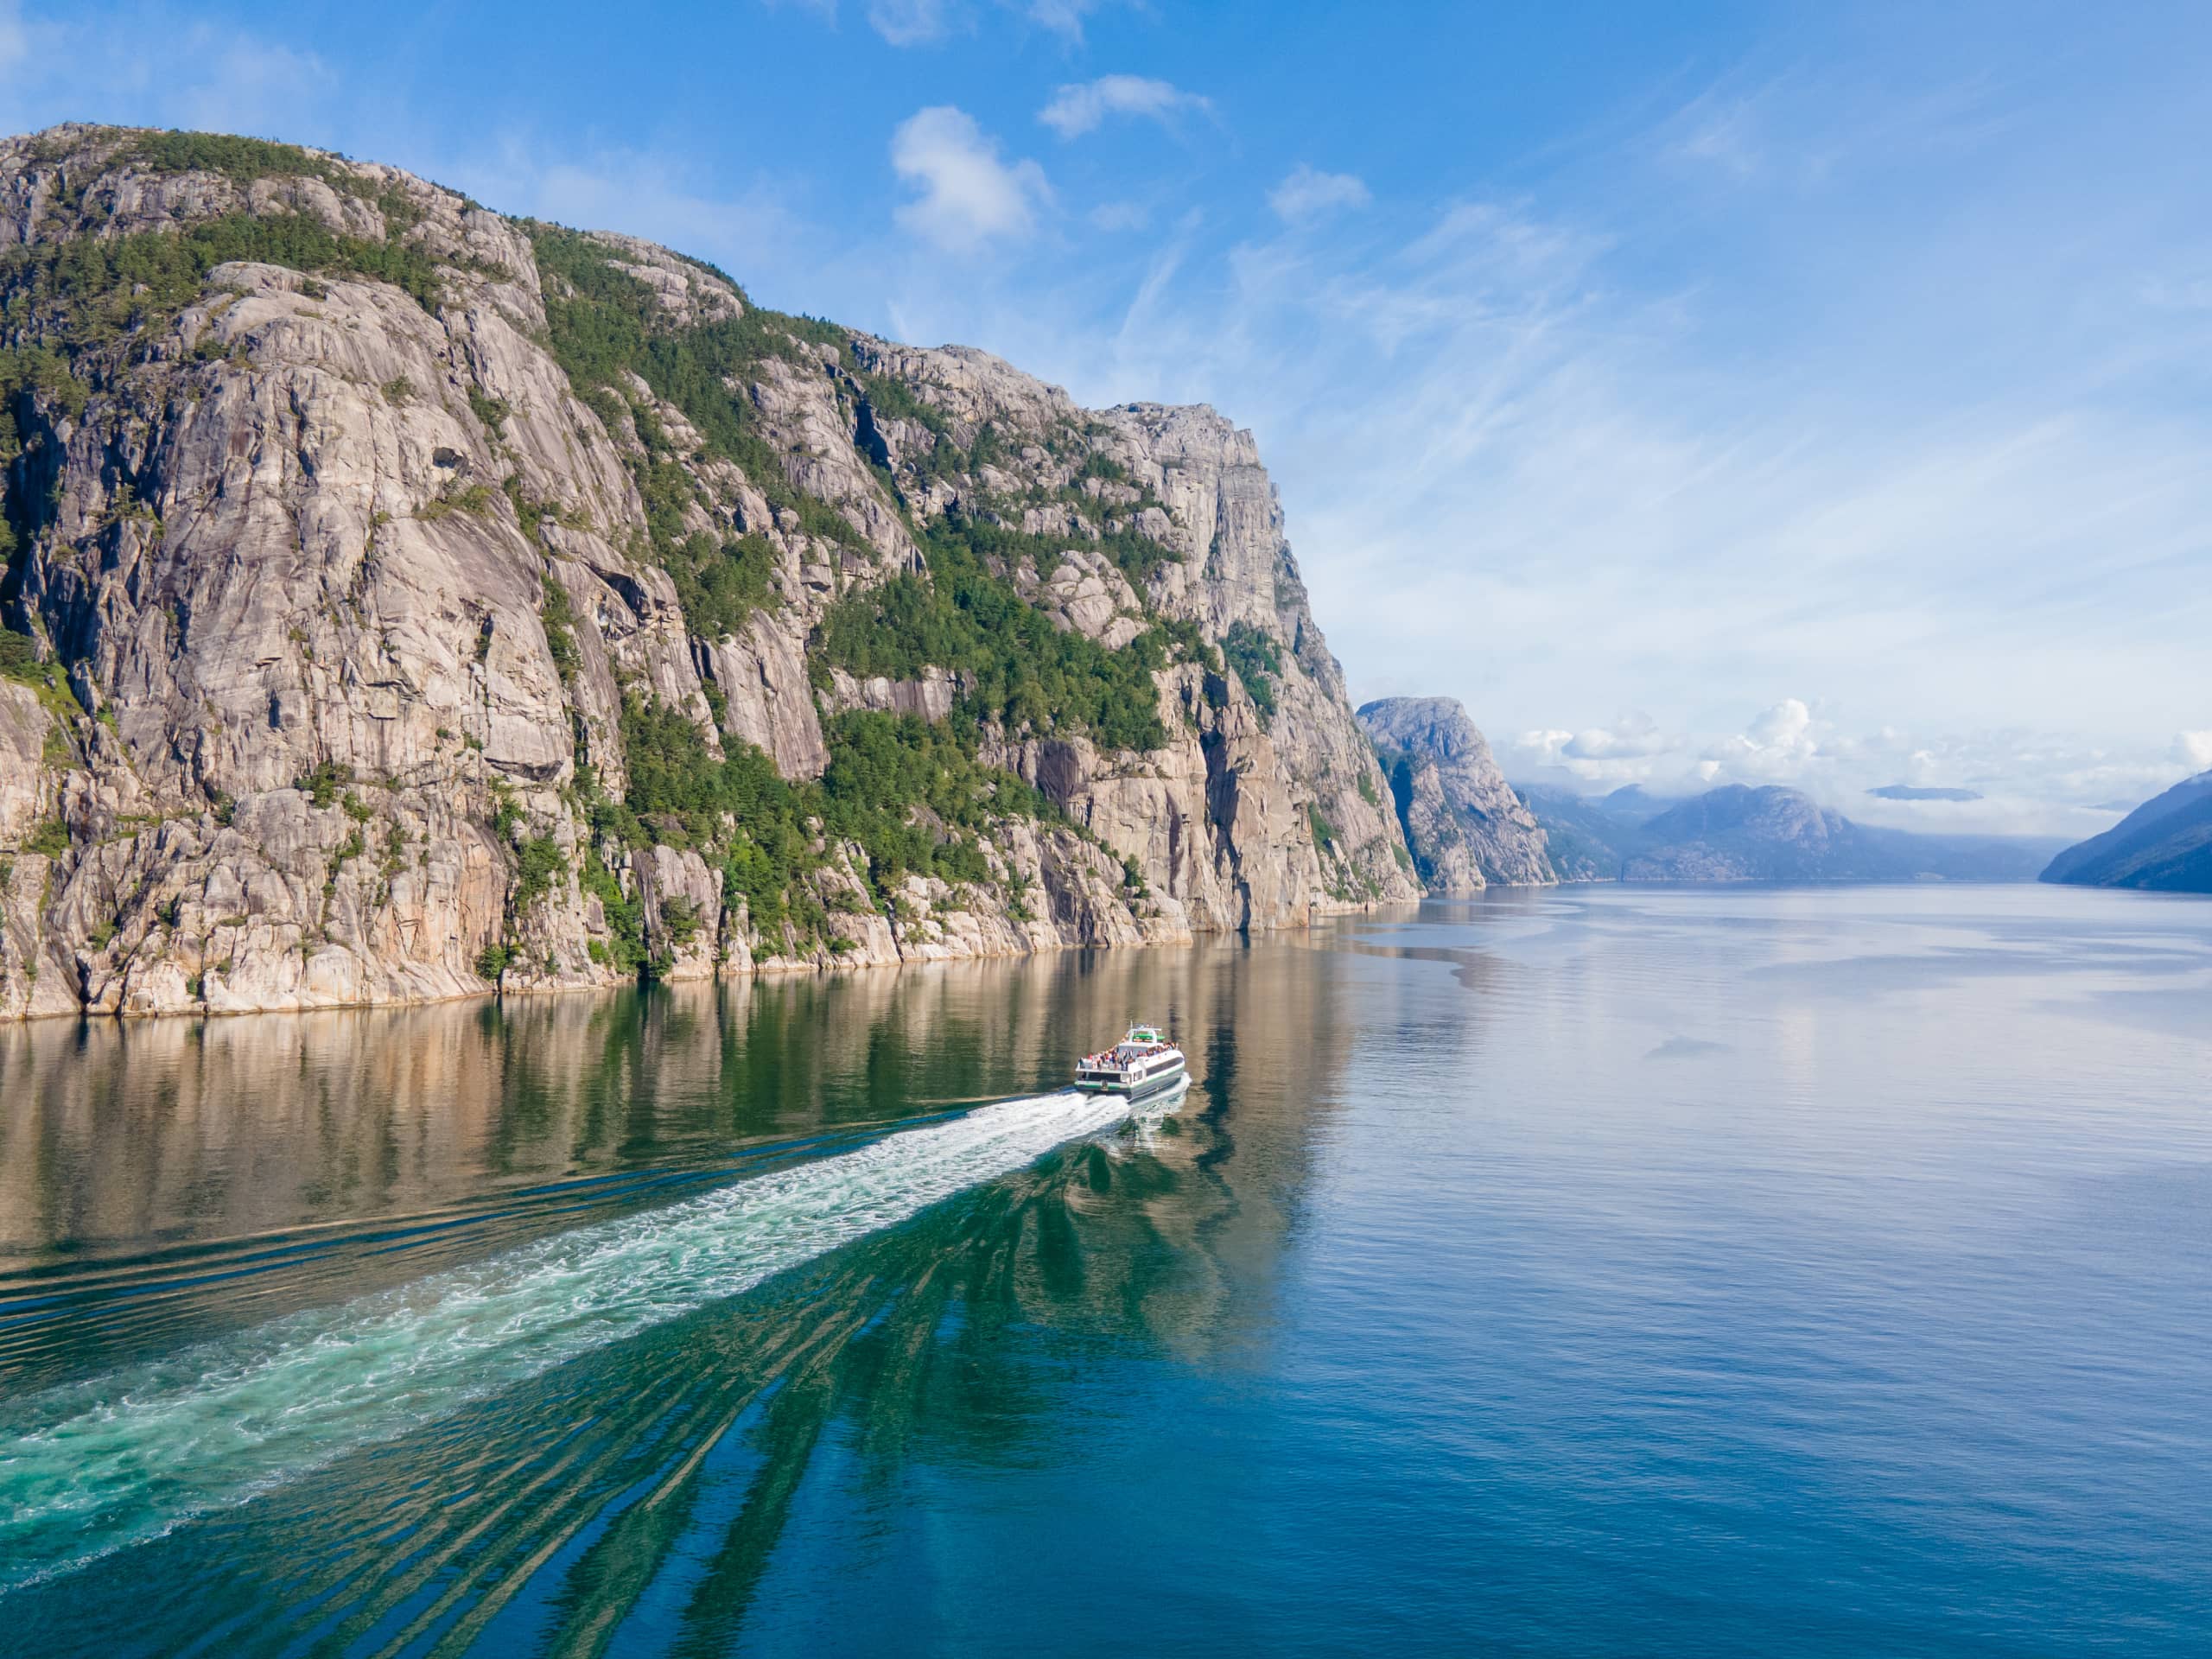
[1515,713,1686,785]
[1039,75,1212,140]
[1025,0,1112,41]
[890,106,1050,252]
[867,0,956,46]
[1700,696,1821,780]
[1498,702,2201,836]
[1089,199,1151,232]
[1268,162,1370,226]
[2177,731,2212,772]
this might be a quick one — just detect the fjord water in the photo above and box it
[2,888,2208,1656]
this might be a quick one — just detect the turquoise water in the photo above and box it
[1,886,2208,1655]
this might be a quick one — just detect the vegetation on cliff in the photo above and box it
[0,124,1414,1018]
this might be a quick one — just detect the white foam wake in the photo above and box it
[0,1087,1132,1591]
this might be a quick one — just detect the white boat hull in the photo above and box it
[1074,1056,1188,1099]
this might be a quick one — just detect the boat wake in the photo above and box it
[0,1086,1135,1592]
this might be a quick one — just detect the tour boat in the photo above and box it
[1074,1024,1188,1099]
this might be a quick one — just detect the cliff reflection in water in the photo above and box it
[0,929,1375,1653]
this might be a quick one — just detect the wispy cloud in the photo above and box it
[1662,86,1770,180]
[891,105,1051,252]
[0,4,336,142]
[1089,199,1152,232]
[874,146,2210,830]
[1023,0,1116,43]
[1655,67,2012,188]
[779,0,1118,47]
[866,0,958,46]
[1039,75,1212,139]
[440,136,827,295]
[1268,162,1370,225]
[0,1,28,77]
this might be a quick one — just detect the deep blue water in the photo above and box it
[1,884,2208,1655]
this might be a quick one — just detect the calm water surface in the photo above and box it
[1,885,2208,1655]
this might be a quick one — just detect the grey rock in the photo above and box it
[1358,696,1554,889]
[0,121,1417,1024]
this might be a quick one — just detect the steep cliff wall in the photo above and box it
[0,125,1414,1020]
[1357,696,1554,891]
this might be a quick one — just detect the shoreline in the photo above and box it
[0,897,1419,1027]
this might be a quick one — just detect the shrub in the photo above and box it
[418,482,494,521]
[490,784,523,840]
[1308,803,1338,856]
[815,512,1194,754]
[582,847,645,970]
[1223,621,1281,721]
[512,835,565,912]
[295,760,349,808]
[666,531,777,641]
[474,941,512,981]
[123,130,344,188]
[541,575,579,682]
[660,895,700,948]
[525,220,843,517]
[0,216,448,372]
[0,628,41,683]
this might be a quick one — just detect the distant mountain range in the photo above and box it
[2040,770,2212,893]
[1516,782,2065,884]
[1868,785,1982,802]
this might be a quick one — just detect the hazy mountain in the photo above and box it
[1598,785,1678,821]
[1869,785,1982,802]
[1513,785,1635,880]
[1516,783,2063,884]
[2040,771,2212,893]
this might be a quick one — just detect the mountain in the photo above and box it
[1598,785,1677,820]
[1357,696,1554,890]
[1516,783,2063,883]
[0,124,1416,1021]
[1511,785,1631,880]
[2040,771,2212,893]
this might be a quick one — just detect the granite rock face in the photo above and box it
[0,124,1414,1020]
[1357,696,1554,891]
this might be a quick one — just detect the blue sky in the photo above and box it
[3,0,2208,832]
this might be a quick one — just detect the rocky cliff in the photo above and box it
[1356,696,1554,890]
[0,124,1415,1020]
